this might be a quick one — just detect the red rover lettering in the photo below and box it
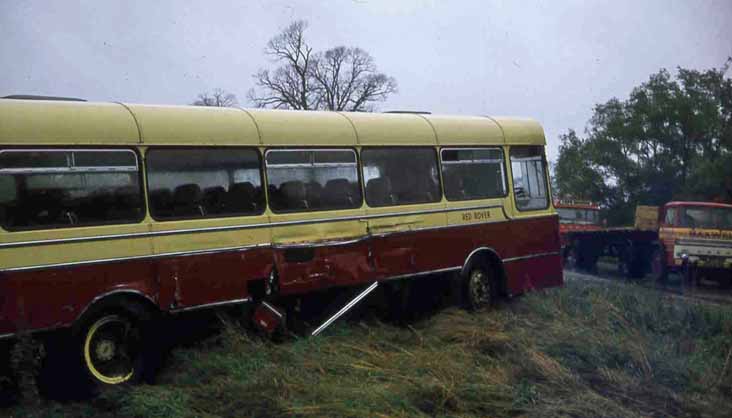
[462,210,492,222]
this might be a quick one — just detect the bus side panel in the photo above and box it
[503,254,563,295]
[435,212,562,294]
[498,215,563,294]
[155,247,272,310]
[274,241,372,295]
[0,259,158,335]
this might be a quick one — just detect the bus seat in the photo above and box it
[305,181,323,208]
[444,173,466,200]
[149,189,173,217]
[279,181,308,210]
[203,186,227,214]
[323,178,354,208]
[366,177,395,206]
[111,186,142,220]
[226,182,257,213]
[173,183,205,217]
[23,189,74,226]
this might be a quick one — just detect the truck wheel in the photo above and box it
[649,248,667,284]
[617,256,630,279]
[464,264,495,311]
[564,247,578,270]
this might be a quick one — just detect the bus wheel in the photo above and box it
[649,248,667,284]
[79,312,145,388]
[465,265,495,310]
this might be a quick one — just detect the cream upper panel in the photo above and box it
[422,115,505,146]
[491,117,546,146]
[341,112,436,145]
[0,99,139,145]
[248,109,357,146]
[127,104,260,146]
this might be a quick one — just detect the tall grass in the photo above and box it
[4,279,732,417]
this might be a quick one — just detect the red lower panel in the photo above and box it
[503,254,564,295]
[1,261,157,335]
[1,215,562,335]
[276,215,563,297]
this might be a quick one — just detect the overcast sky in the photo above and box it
[2,0,731,161]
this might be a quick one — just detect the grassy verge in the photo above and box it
[4,278,732,417]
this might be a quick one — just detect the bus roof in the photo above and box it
[0,99,547,147]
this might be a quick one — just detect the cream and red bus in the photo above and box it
[0,97,562,386]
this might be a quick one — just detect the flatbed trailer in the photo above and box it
[562,202,732,285]
[563,227,658,277]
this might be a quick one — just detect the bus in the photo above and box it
[0,98,562,387]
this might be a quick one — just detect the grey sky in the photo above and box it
[2,0,731,161]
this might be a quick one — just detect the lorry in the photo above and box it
[557,200,732,287]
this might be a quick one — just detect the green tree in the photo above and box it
[555,61,732,225]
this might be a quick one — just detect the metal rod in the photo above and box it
[311,282,379,337]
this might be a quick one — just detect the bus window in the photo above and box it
[441,148,505,201]
[0,149,143,230]
[510,146,548,211]
[146,148,264,220]
[265,149,361,212]
[362,147,441,207]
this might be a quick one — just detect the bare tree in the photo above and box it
[249,20,397,111]
[192,88,238,107]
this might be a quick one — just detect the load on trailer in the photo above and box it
[560,201,732,286]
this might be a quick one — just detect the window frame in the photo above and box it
[509,146,550,212]
[0,146,146,231]
[264,147,363,214]
[145,146,266,222]
[360,146,443,208]
[439,146,508,202]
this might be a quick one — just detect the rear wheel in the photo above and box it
[464,265,495,310]
[564,247,578,270]
[75,300,158,389]
[81,313,143,386]
[617,249,630,279]
[649,248,667,284]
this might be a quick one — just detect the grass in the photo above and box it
[3,278,732,418]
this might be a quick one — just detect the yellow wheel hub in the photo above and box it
[83,315,135,385]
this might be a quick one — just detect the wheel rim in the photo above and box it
[469,269,491,307]
[83,315,138,385]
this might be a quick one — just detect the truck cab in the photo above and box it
[554,200,602,250]
[654,201,732,285]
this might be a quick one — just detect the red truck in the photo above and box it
[558,200,732,287]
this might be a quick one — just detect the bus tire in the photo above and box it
[649,248,667,284]
[464,264,496,311]
[75,300,157,389]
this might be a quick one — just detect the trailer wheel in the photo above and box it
[564,247,578,270]
[464,264,495,310]
[649,248,667,284]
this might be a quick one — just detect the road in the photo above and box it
[564,260,732,306]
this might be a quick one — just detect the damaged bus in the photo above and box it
[0,97,562,386]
